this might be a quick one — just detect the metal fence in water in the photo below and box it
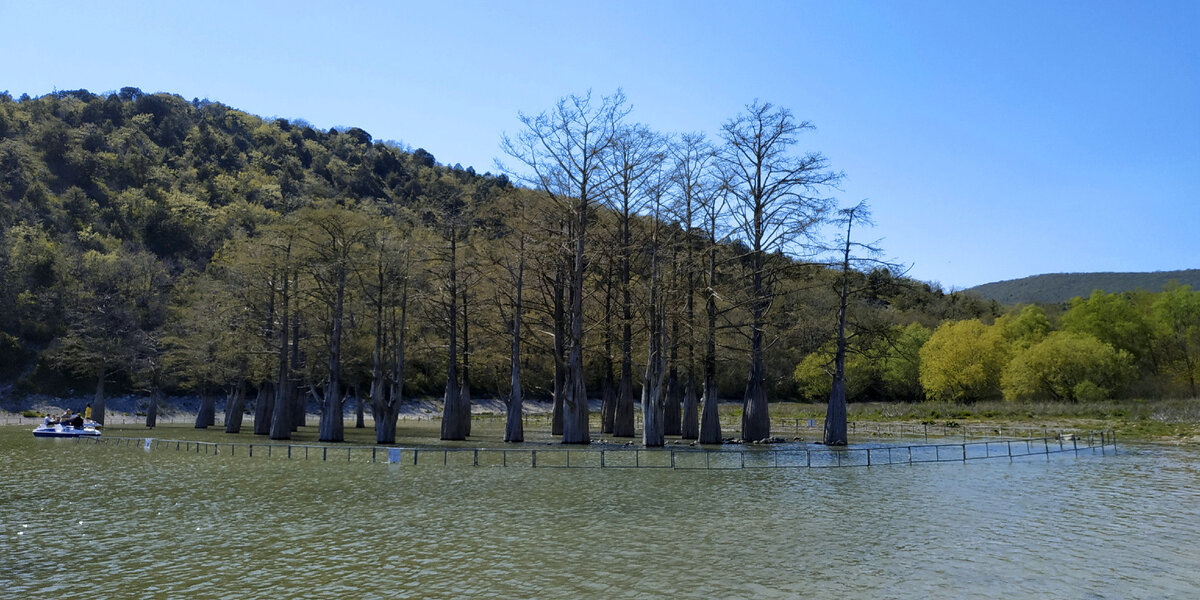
[70,430,1117,469]
[1,411,1082,441]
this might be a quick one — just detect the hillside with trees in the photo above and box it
[965,270,1200,305]
[3,88,1193,445]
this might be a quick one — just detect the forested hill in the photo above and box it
[965,270,1200,305]
[1,87,998,404]
[0,87,508,267]
[0,87,511,387]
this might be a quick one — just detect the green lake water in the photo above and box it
[2,425,1198,599]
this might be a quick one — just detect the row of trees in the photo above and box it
[795,287,1200,404]
[2,88,1004,447]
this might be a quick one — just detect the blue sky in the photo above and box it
[3,0,1197,289]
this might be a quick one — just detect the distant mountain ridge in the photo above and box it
[965,270,1200,305]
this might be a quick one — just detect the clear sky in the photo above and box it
[4,0,1198,289]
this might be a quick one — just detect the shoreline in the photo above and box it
[3,397,1196,446]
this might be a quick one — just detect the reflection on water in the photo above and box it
[2,428,1197,599]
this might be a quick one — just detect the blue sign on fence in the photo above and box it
[388,448,402,464]
[144,438,153,451]
[807,419,816,428]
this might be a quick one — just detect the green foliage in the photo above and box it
[880,322,931,400]
[918,319,1007,402]
[1151,284,1200,396]
[1000,331,1134,402]
[793,346,875,401]
[1059,290,1154,362]
[998,304,1051,348]
[1,88,1190,409]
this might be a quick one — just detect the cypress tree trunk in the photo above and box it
[145,385,158,429]
[440,233,467,440]
[698,239,722,444]
[551,267,565,437]
[664,357,682,436]
[225,380,246,434]
[270,264,292,441]
[319,265,347,443]
[681,374,699,439]
[195,390,215,429]
[642,307,667,447]
[613,215,636,437]
[505,248,525,443]
[253,384,273,435]
[461,284,472,437]
[824,221,854,446]
[355,380,365,429]
[742,249,770,442]
[377,284,408,445]
[600,262,616,434]
[290,281,305,430]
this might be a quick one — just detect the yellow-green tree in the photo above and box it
[918,319,1007,402]
[1001,331,1134,402]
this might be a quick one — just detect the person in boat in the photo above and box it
[84,403,92,420]
[60,409,73,424]
[71,413,85,428]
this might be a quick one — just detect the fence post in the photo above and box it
[532,450,537,468]
[474,449,479,467]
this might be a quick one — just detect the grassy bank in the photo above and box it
[762,399,1200,444]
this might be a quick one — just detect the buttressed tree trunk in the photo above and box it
[698,230,722,444]
[145,385,158,429]
[551,267,565,437]
[270,263,292,441]
[460,284,472,437]
[318,264,347,443]
[681,374,699,439]
[505,245,526,443]
[253,383,273,435]
[225,380,246,434]
[195,390,215,429]
[440,233,467,441]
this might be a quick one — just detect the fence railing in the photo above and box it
[71,430,1116,469]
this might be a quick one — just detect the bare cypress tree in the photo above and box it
[824,202,889,446]
[366,218,416,445]
[294,204,374,443]
[269,261,293,440]
[503,197,529,442]
[421,177,471,441]
[601,122,664,437]
[599,252,617,434]
[719,101,839,442]
[502,91,628,444]
[641,179,669,447]
[669,133,716,440]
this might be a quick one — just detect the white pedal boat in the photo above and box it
[33,422,102,438]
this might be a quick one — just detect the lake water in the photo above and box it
[2,426,1198,599]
